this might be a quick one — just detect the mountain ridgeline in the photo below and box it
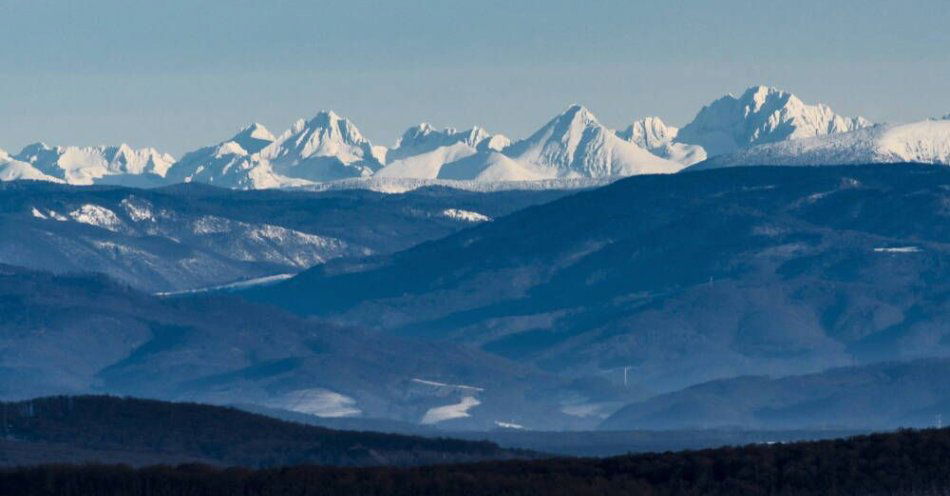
[0,396,527,468]
[2,164,948,433]
[5,85,926,190]
[0,181,569,292]
[0,263,585,430]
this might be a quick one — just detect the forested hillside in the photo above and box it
[0,396,529,468]
[4,428,950,495]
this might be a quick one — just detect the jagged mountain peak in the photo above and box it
[377,123,503,179]
[616,117,707,166]
[0,146,66,183]
[233,122,275,142]
[677,85,873,157]
[555,104,597,126]
[503,105,681,177]
[396,123,492,149]
[261,111,384,182]
[229,123,276,154]
[16,142,54,158]
[525,104,601,144]
[618,116,679,149]
[400,122,438,139]
[397,123,450,147]
[10,142,176,185]
[283,110,374,151]
[740,85,790,108]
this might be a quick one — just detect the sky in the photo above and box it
[1,0,948,156]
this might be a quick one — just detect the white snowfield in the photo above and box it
[411,378,485,393]
[296,175,615,193]
[441,208,492,223]
[691,120,950,170]
[411,377,488,424]
[155,273,295,297]
[3,85,946,191]
[68,204,125,232]
[3,143,174,186]
[272,388,361,418]
[494,420,525,430]
[375,123,509,180]
[420,396,481,424]
[873,246,922,254]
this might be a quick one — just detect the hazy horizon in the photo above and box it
[2,0,948,155]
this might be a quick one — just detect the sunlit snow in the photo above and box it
[274,388,361,418]
[411,378,485,393]
[441,208,492,223]
[873,246,922,253]
[421,396,481,424]
[69,204,124,232]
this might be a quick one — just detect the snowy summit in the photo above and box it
[4,85,950,190]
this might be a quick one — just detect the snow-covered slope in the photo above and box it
[356,105,680,183]
[0,149,64,183]
[676,86,872,157]
[690,120,950,170]
[261,110,386,182]
[230,122,277,153]
[12,143,175,186]
[437,151,549,181]
[617,117,707,165]
[499,105,682,178]
[167,112,386,188]
[165,123,294,189]
[0,87,907,189]
[375,124,508,179]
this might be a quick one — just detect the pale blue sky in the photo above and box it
[1,0,948,155]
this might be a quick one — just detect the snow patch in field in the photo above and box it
[411,378,485,393]
[192,215,231,234]
[91,241,153,258]
[421,396,481,424]
[155,273,295,296]
[69,204,123,232]
[121,197,155,222]
[441,208,492,223]
[560,402,618,419]
[275,388,361,418]
[494,421,525,430]
[873,246,922,253]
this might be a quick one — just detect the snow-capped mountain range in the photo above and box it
[690,120,950,170]
[2,85,948,190]
[0,143,175,186]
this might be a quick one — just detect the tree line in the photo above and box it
[4,428,950,495]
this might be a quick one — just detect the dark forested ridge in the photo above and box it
[602,358,950,431]
[4,428,950,495]
[0,396,530,468]
[248,165,950,402]
[0,265,576,430]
